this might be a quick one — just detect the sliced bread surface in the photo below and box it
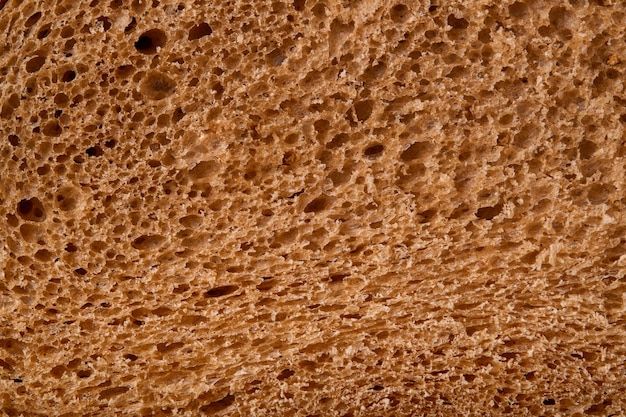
[1,0,626,415]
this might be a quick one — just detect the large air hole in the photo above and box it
[17,197,46,222]
[304,196,330,213]
[135,29,166,54]
[188,22,212,40]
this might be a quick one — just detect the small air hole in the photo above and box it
[25,12,42,28]
[125,17,137,32]
[86,145,104,157]
[205,285,239,298]
[50,365,66,378]
[116,65,135,79]
[62,70,76,82]
[447,14,469,29]
[140,72,176,100]
[42,121,62,137]
[364,143,384,158]
[17,197,46,222]
[135,36,153,51]
[509,1,528,18]
[199,394,235,414]
[475,204,503,220]
[390,4,409,23]
[326,133,350,149]
[400,141,434,161]
[132,235,165,250]
[96,16,111,31]
[354,100,374,122]
[329,274,349,283]
[26,56,46,73]
[34,249,52,262]
[277,369,295,380]
[606,69,619,80]
[304,196,330,213]
[135,29,166,54]
[464,374,476,382]
[37,24,51,39]
[76,369,92,378]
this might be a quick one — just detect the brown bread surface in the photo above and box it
[1,0,626,415]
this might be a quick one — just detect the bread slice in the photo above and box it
[1,0,626,415]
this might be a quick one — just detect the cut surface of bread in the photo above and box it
[1,0,626,415]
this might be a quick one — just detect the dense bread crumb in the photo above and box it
[1,0,626,415]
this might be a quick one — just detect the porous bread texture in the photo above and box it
[1,0,626,415]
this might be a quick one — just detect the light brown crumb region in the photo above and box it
[1,0,626,416]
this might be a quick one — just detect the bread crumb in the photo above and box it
[607,54,619,66]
